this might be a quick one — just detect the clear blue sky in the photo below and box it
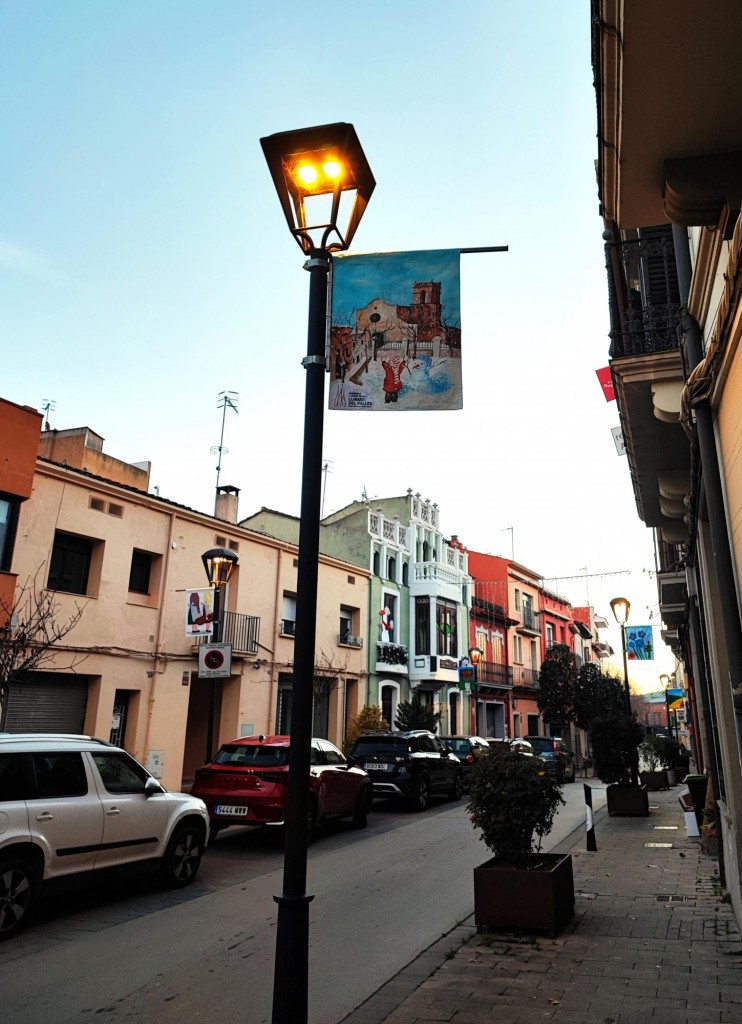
[1,1,673,685]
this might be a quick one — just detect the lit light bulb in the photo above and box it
[323,160,342,179]
[297,164,318,185]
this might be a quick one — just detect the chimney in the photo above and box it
[215,484,240,524]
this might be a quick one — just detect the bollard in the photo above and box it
[584,783,597,851]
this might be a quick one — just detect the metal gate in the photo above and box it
[3,673,89,733]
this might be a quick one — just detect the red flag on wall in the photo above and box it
[596,366,616,402]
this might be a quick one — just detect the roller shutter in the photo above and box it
[4,674,89,733]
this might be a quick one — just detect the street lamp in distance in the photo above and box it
[260,122,375,1024]
[201,546,238,762]
[466,646,482,735]
[610,595,638,785]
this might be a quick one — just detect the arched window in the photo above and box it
[372,549,380,575]
[380,681,400,728]
[402,561,409,586]
[387,556,396,581]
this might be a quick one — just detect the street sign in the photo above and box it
[198,643,232,679]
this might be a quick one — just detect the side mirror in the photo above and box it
[145,776,163,797]
[346,754,356,768]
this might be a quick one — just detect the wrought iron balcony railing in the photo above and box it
[511,665,540,688]
[477,661,513,687]
[377,642,408,666]
[192,610,260,655]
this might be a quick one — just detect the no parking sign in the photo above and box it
[198,643,232,678]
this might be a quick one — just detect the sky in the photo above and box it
[1,1,674,691]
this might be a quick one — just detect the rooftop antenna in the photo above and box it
[211,391,238,495]
[321,460,334,517]
[502,525,514,561]
[41,399,56,430]
[580,565,590,605]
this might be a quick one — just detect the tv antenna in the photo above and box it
[41,399,56,430]
[211,391,238,493]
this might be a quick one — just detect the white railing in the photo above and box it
[413,562,463,585]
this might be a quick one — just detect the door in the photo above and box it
[28,751,103,877]
[89,750,168,868]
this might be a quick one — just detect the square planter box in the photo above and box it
[640,770,671,791]
[606,783,649,816]
[473,853,574,937]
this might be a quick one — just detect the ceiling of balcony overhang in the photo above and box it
[598,0,742,228]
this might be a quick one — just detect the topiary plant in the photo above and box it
[590,714,644,786]
[395,691,441,732]
[343,705,389,754]
[466,745,564,868]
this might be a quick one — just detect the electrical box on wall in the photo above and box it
[240,723,255,737]
[146,750,164,779]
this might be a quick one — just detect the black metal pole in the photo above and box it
[620,623,639,786]
[205,584,221,763]
[271,250,329,1024]
[584,784,597,851]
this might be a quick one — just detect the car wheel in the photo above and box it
[409,775,430,812]
[352,787,370,829]
[159,823,204,888]
[0,859,38,941]
[447,771,463,801]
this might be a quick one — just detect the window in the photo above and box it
[92,751,150,794]
[339,605,354,642]
[48,531,95,595]
[0,495,20,572]
[387,555,396,581]
[281,593,296,636]
[513,634,523,663]
[514,588,521,612]
[546,622,555,647]
[436,598,458,656]
[448,689,460,734]
[30,752,88,798]
[372,549,380,575]
[415,597,430,654]
[0,753,31,801]
[380,593,397,643]
[128,550,153,594]
[402,561,409,586]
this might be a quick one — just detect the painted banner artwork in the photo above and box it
[595,366,616,402]
[329,249,462,411]
[625,625,654,660]
[185,587,214,638]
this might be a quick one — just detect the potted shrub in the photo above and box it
[591,714,648,815]
[467,744,574,936]
[639,733,672,790]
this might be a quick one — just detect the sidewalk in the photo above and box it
[341,786,741,1024]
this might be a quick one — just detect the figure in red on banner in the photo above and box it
[381,355,410,403]
[379,606,393,642]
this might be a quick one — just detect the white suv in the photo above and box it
[0,734,209,940]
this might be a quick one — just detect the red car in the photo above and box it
[191,735,373,842]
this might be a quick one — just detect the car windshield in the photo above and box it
[445,739,472,755]
[353,736,410,755]
[526,738,554,753]
[213,744,289,767]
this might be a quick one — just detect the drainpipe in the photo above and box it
[672,223,742,764]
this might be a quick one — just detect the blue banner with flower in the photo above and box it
[625,625,654,660]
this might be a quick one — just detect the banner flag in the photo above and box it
[329,248,462,411]
[625,625,654,660]
[666,687,684,710]
[596,366,616,401]
[185,588,214,638]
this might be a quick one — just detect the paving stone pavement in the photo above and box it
[340,785,741,1024]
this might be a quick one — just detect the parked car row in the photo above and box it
[0,728,575,940]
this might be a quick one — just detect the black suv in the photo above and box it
[349,731,463,810]
[523,736,576,783]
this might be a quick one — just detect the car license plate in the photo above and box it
[365,763,389,771]
[215,805,249,816]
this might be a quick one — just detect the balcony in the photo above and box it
[511,665,539,688]
[477,661,513,688]
[516,610,541,636]
[413,562,463,586]
[376,642,408,666]
[192,611,260,655]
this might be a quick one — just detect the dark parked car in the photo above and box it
[522,736,576,783]
[487,737,538,757]
[349,731,463,811]
[191,735,373,841]
[440,736,489,786]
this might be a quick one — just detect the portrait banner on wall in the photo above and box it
[625,625,654,660]
[329,248,462,411]
[185,588,214,638]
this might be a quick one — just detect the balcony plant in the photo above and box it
[591,713,648,816]
[467,744,574,935]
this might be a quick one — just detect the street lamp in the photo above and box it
[261,122,375,1024]
[201,546,238,761]
[659,673,673,737]
[468,646,483,735]
[610,595,638,785]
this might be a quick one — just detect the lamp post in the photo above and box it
[468,646,483,735]
[610,595,638,786]
[261,123,375,1024]
[201,546,238,761]
[659,673,672,737]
